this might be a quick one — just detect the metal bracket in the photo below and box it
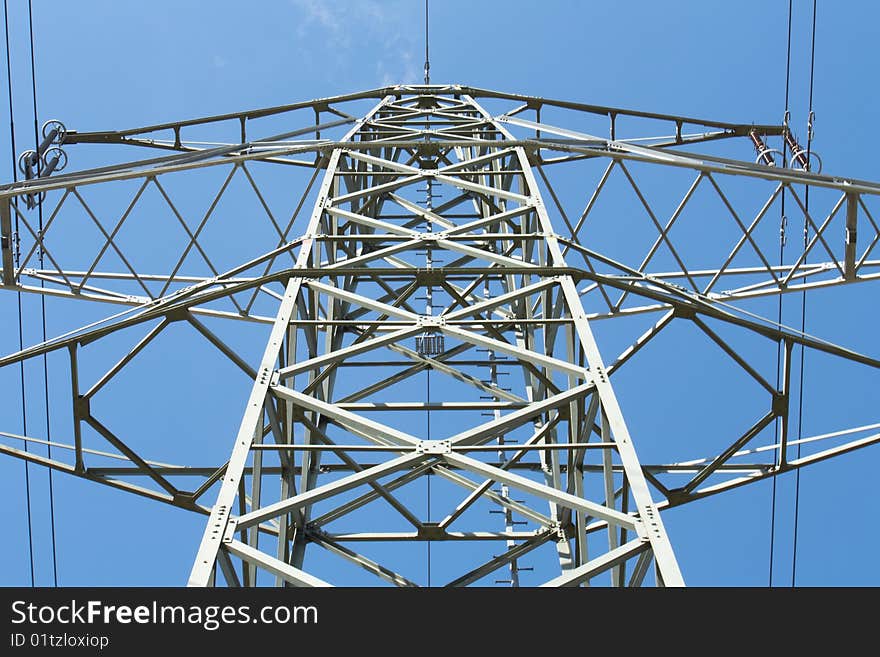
[416,439,451,455]
[772,392,788,417]
[417,314,446,328]
[418,522,446,540]
[73,395,90,419]
[0,201,14,285]
[222,518,238,544]
[551,521,567,541]
[637,505,664,543]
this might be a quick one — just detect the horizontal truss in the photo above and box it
[1,85,878,588]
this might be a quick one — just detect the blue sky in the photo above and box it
[1,0,878,587]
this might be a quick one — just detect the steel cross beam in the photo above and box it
[1,84,879,588]
[186,89,686,587]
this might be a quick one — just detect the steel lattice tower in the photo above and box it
[2,85,879,587]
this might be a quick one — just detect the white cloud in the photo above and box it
[290,0,421,84]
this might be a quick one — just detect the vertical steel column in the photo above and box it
[467,94,686,586]
[1,200,14,285]
[188,97,394,585]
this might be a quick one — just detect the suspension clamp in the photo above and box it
[18,120,68,209]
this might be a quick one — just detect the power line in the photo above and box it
[26,0,59,587]
[791,0,818,588]
[769,0,793,589]
[3,0,36,588]
[423,0,430,84]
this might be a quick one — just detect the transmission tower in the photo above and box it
[2,84,879,587]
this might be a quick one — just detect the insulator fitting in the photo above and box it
[785,132,810,170]
[784,131,822,173]
[16,119,69,209]
[749,130,778,167]
[415,332,444,355]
